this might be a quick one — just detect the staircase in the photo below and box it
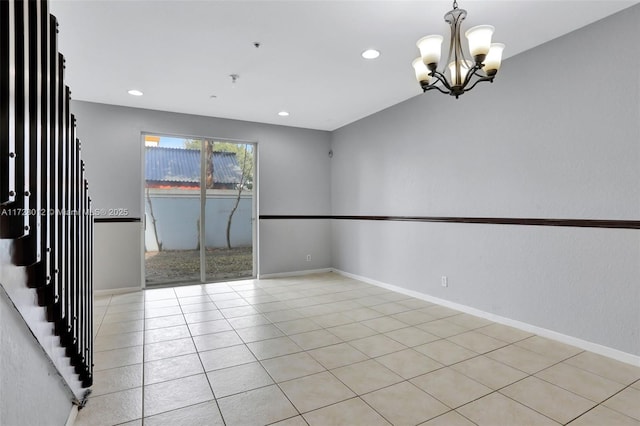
[1,0,93,396]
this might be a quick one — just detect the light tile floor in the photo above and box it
[77,273,640,426]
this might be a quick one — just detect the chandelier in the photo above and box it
[412,0,505,98]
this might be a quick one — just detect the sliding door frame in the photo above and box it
[140,131,258,288]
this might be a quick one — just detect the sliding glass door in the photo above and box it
[143,134,255,286]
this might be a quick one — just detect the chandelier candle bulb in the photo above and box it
[449,60,472,87]
[417,35,444,69]
[412,58,431,83]
[483,43,505,76]
[465,25,494,63]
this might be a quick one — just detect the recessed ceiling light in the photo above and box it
[361,49,380,59]
[128,89,143,96]
[278,111,290,117]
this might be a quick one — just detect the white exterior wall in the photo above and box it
[144,191,253,251]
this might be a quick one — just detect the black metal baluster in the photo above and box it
[69,116,79,364]
[83,167,90,383]
[62,86,73,352]
[0,0,16,208]
[49,17,60,322]
[31,0,51,299]
[1,0,29,240]
[14,0,42,268]
[78,159,86,377]
[57,74,68,342]
[86,196,94,387]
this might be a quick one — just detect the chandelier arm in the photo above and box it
[443,24,456,75]
[423,83,452,95]
[463,75,495,93]
[460,64,483,89]
[430,70,454,91]
[453,15,466,86]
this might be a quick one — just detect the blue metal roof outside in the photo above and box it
[145,146,242,185]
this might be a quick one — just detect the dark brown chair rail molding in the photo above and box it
[259,215,640,230]
[94,217,141,223]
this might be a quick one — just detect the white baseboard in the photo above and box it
[258,268,333,279]
[333,269,640,367]
[65,405,78,426]
[94,286,142,297]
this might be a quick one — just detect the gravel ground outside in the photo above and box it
[145,246,253,285]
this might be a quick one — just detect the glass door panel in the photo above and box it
[144,135,202,285]
[204,141,254,282]
[143,135,255,286]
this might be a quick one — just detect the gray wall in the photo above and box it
[72,102,332,290]
[330,5,640,356]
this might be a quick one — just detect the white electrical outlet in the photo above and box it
[306,254,311,261]
[441,276,448,287]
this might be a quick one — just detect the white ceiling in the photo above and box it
[49,0,638,131]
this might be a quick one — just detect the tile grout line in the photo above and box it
[271,314,445,423]
[194,285,231,426]
[465,346,635,426]
[87,275,640,426]
[589,381,640,422]
[140,290,148,426]
[233,283,395,423]
[236,287,320,423]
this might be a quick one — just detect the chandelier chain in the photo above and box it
[452,0,458,10]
